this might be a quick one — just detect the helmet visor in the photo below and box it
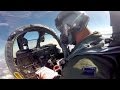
[57,13,85,34]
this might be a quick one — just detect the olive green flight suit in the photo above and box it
[60,32,118,79]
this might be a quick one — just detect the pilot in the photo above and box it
[36,11,118,79]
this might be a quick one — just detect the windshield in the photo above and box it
[0,11,113,79]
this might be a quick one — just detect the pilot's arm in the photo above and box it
[60,55,116,79]
[36,55,116,79]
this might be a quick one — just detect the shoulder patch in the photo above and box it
[73,58,98,75]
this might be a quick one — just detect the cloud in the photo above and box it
[46,11,54,13]
[0,23,9,26]
[89,26,112,34]
[0,11,32,18]
[0,11,9,16]
[1,74,13,79]
[104,11,109,14]
[33,11,48,18]
[33,11,56,18]
[0,11,32,30]
[88,26,112,39]
[0,53,5,61]
[0,54,14,79]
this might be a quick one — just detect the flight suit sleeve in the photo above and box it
[60,55,115,79]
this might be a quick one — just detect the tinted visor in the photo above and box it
[57,13,85,35]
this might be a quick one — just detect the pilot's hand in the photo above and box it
[35,66,59,79]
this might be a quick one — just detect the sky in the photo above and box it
[0,11,112,79]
